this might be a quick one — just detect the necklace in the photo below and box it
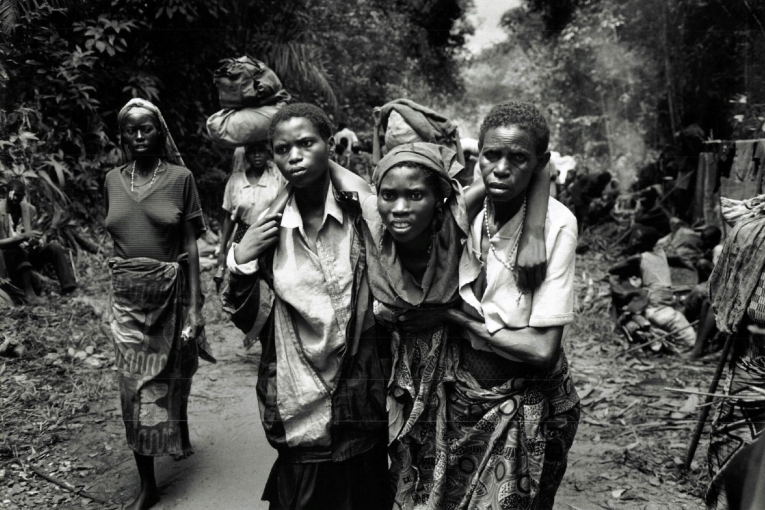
[131,159,161,192]
[483,197,526,271]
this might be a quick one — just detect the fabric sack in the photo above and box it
[213,56,289,109]
[206,105,280,148]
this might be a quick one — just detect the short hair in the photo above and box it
[268,103,334,142]
[7,179,25,192]
[478,101,550,155]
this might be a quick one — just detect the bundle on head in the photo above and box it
[378,99,459,153]
[207,56,291,148]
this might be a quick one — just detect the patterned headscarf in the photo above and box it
[117,98,185,166]
[365,142,468,308]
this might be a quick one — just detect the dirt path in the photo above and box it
[59,322,276,510]
[3,256,720,510]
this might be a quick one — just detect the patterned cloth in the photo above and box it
[709,216,765,334]
[389,339,580,510]
[108,256,213,456]
[706,327,765,509]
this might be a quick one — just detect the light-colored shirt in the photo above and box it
[459,197,577,355]
[221,160,286,225]
[228,183,354,448]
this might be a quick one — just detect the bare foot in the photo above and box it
[173,445,195,461]
[124,486,160,510]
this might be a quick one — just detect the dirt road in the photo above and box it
[67,322,275,510]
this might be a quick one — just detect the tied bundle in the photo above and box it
[207,56,291,148]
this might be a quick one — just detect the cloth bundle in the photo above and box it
[720,193,765,227]
[207,56,290,148]
[378,99,458,152]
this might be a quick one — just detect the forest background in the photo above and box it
[2,0,765,235]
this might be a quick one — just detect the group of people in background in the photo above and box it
[99,88,580,510]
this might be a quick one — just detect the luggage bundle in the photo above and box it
[207,56,291,148]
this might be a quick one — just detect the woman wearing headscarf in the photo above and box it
[104,98,214,510]
[328,140,548,508]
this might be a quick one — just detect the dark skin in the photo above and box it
[234,117,335,265]
[216,142,272,281]
[399,125,562,371]
[119,108,203,510]
[0,185,44,304]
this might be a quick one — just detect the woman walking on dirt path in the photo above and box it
[328,137,551,508]
[433,102,579,509]
[104,98,215,510]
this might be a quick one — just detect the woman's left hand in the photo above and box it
[396,309,451,334]
[184,307,205,342]
[517,228,547,291]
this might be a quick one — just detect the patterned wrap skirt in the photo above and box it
[109,256,205,456]
[388,321,580,510]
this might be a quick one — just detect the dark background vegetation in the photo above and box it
[1,0,764,232]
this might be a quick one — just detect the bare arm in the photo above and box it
[464,176,486,222]
[517,163,550,290]
[0,233,38,249]
[446,308,562,371]
[183,220,205,340]
[329,160,374,203]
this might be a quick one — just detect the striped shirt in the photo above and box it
[105,163,204,262]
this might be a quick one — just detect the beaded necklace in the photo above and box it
[131,159,162,192]
[483,196,526,271]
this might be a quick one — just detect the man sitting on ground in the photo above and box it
[0,180,76,303]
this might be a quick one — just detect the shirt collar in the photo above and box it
[281,181,344,235]
[241,161,278,188]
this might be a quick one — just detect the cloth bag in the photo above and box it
[206,105,280,148]
[213,56,289,109]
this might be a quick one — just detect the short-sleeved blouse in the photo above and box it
[221,161,286,226]
[459,198,577,354]
[105,163,205,262]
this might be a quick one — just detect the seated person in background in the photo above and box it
[633,187,671,236]
[659,218,721,282]
[0,180,76,304]
[569,171,612,232]
[347,141,373,185]
[609,225,696,348]
[333,137,350,167]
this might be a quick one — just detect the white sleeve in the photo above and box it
[528,223,576,327]
[226,243,259,275]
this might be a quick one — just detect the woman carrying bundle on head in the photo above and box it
[214,142,286,296]
[104,98,215,510]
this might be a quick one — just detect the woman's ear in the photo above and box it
[327,135,336,156]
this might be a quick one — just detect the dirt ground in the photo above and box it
[0,244,720,509]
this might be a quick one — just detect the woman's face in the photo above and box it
[377,165,439,244]
[122,108,161,157]
[245,142,270,170]
[272,117,333,188]
[479,125,547,203]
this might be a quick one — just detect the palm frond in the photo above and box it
[251,40,338,113]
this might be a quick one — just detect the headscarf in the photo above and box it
[365,142,468,308]
[118,98,185,166]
